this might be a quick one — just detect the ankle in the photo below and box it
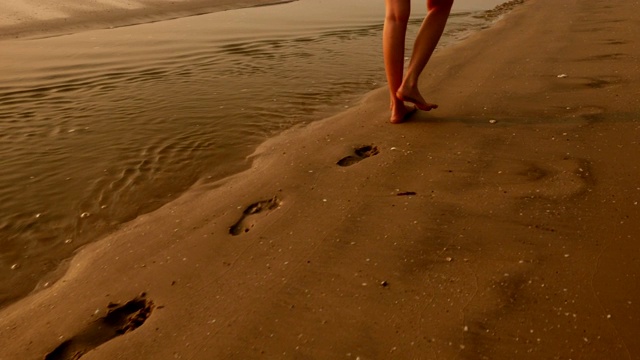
[403,72,420,88]
[390,98,404,109]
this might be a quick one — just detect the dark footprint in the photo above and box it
[584,76,622,89]
[577,53,626,62]
[337,145,380,167]
[604,39,627,45]
[44,295,154,360]
[229,197,281,236]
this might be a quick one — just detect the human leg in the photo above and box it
[383,0,415,123]
[396,0,454,110]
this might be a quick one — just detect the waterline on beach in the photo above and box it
[0,0,512,306]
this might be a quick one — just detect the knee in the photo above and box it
[385,7,410,24]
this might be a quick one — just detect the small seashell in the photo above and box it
[557,74,568,78]
[80,212,91,218]
[489,119,497,124]
[10,264,19,270]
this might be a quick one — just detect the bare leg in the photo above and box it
[383,0,416,123]
[396,0,454,111]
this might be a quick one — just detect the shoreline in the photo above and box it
[0,0,295,40]
[2,0,640,358]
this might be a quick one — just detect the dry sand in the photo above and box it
[1,0,640,359]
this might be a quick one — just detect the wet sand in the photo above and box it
[1,0,640,359]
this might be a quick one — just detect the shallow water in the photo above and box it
[0,0,508,305]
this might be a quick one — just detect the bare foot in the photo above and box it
[390,103,417,124]
[396,86,438,111]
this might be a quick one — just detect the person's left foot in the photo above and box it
[390,103,417,124]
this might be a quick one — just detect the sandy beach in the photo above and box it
[1,0,639,358]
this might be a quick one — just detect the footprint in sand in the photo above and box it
[44,295,154,360]
[229,197,281,236]
[502,158,592,200]
[555,74,622,91]
[563,105,606,124]
[603,39,628,45]
[337,145,380,167]
[583,75,623,89]
[577,53,627,62]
